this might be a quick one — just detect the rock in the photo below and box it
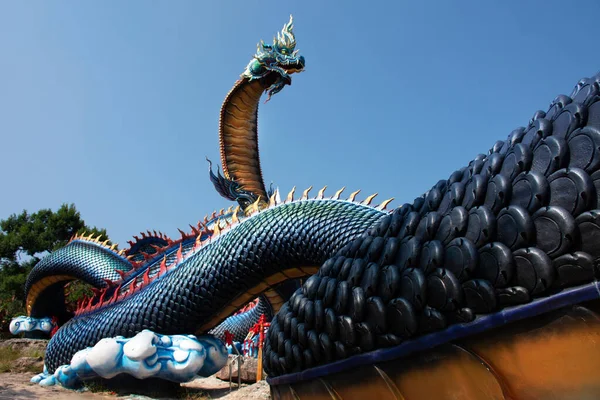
[216,355,263,383]
[12,356,44,373]
[0,338,48,354]
[222,380,271,400]
[182,375,231,391]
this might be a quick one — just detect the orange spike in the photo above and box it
[332,187,346,200]
[190,224,200,235]
[176,243,183,263]
[115,270,127,280]
[141,231,147,238]
[232,206,241,223]
[142,268,151,285]
[362,193,378,206]
[84,296,94,311]
[177,228,187,239]
[316,186,327,200]
[150,244,163,252]
[348,189,361,202]
[194,234,202,250]
[110,285,121,303]
[213,220,222,236]
[286,186,296,203]
[376,198,395,211]
[131,261,142,270]
[159,256,168,276]
[198,221,209,234]
[269,192,277,207]
[248,196,262,215]
[128,278,137,293]
[98,288,108,305]
[102,278,115,287]
[301,186,313,200]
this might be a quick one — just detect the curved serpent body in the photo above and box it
[42,199,383,372]
[23,16,600,397]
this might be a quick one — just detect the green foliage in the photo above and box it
[0,345,45,372]
[0,203,110,259]
[0,203,112,328]
[65,280,94,311]
[0,346,20,372]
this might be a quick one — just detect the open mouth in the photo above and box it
[281,57,305,74]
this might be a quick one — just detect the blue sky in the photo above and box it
[1,1,600,247]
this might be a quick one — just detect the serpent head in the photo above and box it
[242,15,305,101]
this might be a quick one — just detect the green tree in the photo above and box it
[0,203,112,330]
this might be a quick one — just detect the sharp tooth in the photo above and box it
[348,189,361,202]
[362,193,378,205]
[286,186,296,202]
[301,186,313,200]
[332,187,346,200]
[232,206,240,223]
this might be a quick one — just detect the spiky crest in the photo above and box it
[74,185,387,317]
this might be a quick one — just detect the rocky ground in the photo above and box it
[0,339,271,400]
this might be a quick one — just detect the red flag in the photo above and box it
[224,330,234,346]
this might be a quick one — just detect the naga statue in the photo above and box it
[19,15,600,399]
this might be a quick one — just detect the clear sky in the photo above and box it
[1,1,599,247]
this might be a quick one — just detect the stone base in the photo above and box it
[216,355,263,383]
